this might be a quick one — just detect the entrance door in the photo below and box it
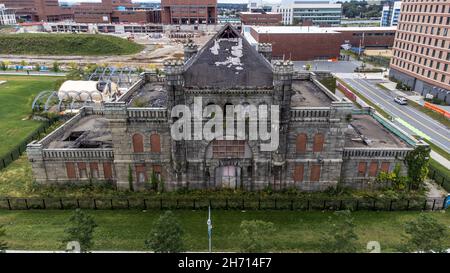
[215,166,241,189]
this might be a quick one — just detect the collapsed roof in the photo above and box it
[183,24,273,88]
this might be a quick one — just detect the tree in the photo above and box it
[0,225,7,252]
[0,61,8,71]
[52,61,60,73]
[319,210,360,253]
[402,213,449,253]
[128,165,134,192]
[405,145,430,190]
[62,209,98,252]
[238,220,276,252]
[145,211,185,253]
[150,172,159,191]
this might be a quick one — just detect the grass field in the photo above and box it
[0,33,144,56]
[0,210,448,252]
[0,75,60,158]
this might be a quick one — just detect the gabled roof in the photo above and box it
[184,24,273,88]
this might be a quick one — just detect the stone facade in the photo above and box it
[27,24,421,192]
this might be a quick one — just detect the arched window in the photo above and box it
[132,133,144,153]
[296,133,307,153]
[312,133,324,153]
[150,133,161,153]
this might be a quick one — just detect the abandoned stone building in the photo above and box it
[27,24,423,191]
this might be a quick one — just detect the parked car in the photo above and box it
[394,96,408,105]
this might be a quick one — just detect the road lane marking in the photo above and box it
[357,78,449,130]
[346,78,450,142]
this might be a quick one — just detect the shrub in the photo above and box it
[62,209,98,252]
[319,210,360,253]
[401,213,449,253]
[145,211,185,253]
[238,220,276,252]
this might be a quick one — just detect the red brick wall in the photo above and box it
[161,0,217,24]
[251,29,341,61]
[338,29,395,48]
[111,10,149,23]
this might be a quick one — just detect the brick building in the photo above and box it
[246,26,396,61]
[27,24,422,192]
[239,11,282,26]
[389,0,450,104]
[0,0,161,24]
[0,0,64,21]
[161,0,217,24]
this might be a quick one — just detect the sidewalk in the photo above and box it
[430,151,450,169]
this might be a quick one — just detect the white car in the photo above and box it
[394,96,408,105]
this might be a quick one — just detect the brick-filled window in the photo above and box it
[66,162,76,179]
[135,164,147,183]
[90,162,99,178]
[358,162,367,177]
[312,133,324,153]
[380,162,390,173]
[132,133,144,153]
[150,133,161,153]
[212,140,245,158]
[153,164,162,180]
[310,164,321,182]
[78,162,87,179]
[103,162,113,180]
[296,133,307,154]
[368,162,379,177]
[293,164,304,183]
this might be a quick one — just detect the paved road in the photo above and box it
[0,71,66,77]
[338,75,450,155]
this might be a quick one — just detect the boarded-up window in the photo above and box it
[103,162,113,179]
[310,164,321,182]
[132,133,144,153]
[380,162,390,173]
[136,164,147,183]
[312,133,324,153]
[150,133,161,153]
[78,162,87,178]
[153,164,162,179]
[90,162,99,178]
[212,140,245,158]
[66,162,76,179]
[296,134,307,153]
[368,162,378,177]
[357,162,367,177]
[293,164,304,182]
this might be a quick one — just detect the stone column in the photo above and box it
[26,142,47,184]
[183,42,198,63]
[257,43,272,62]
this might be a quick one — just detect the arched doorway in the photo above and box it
[215,165,241,189]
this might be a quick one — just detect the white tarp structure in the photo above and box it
[58,80,118,102]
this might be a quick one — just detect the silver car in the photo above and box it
[394,96,408,105]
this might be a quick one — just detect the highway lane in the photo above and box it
[340,77,450,154]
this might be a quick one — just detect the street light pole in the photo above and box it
[207,206,212,253]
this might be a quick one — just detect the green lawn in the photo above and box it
[0,75,60,158]
[0,33,144,56]
[0,210,448,252]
